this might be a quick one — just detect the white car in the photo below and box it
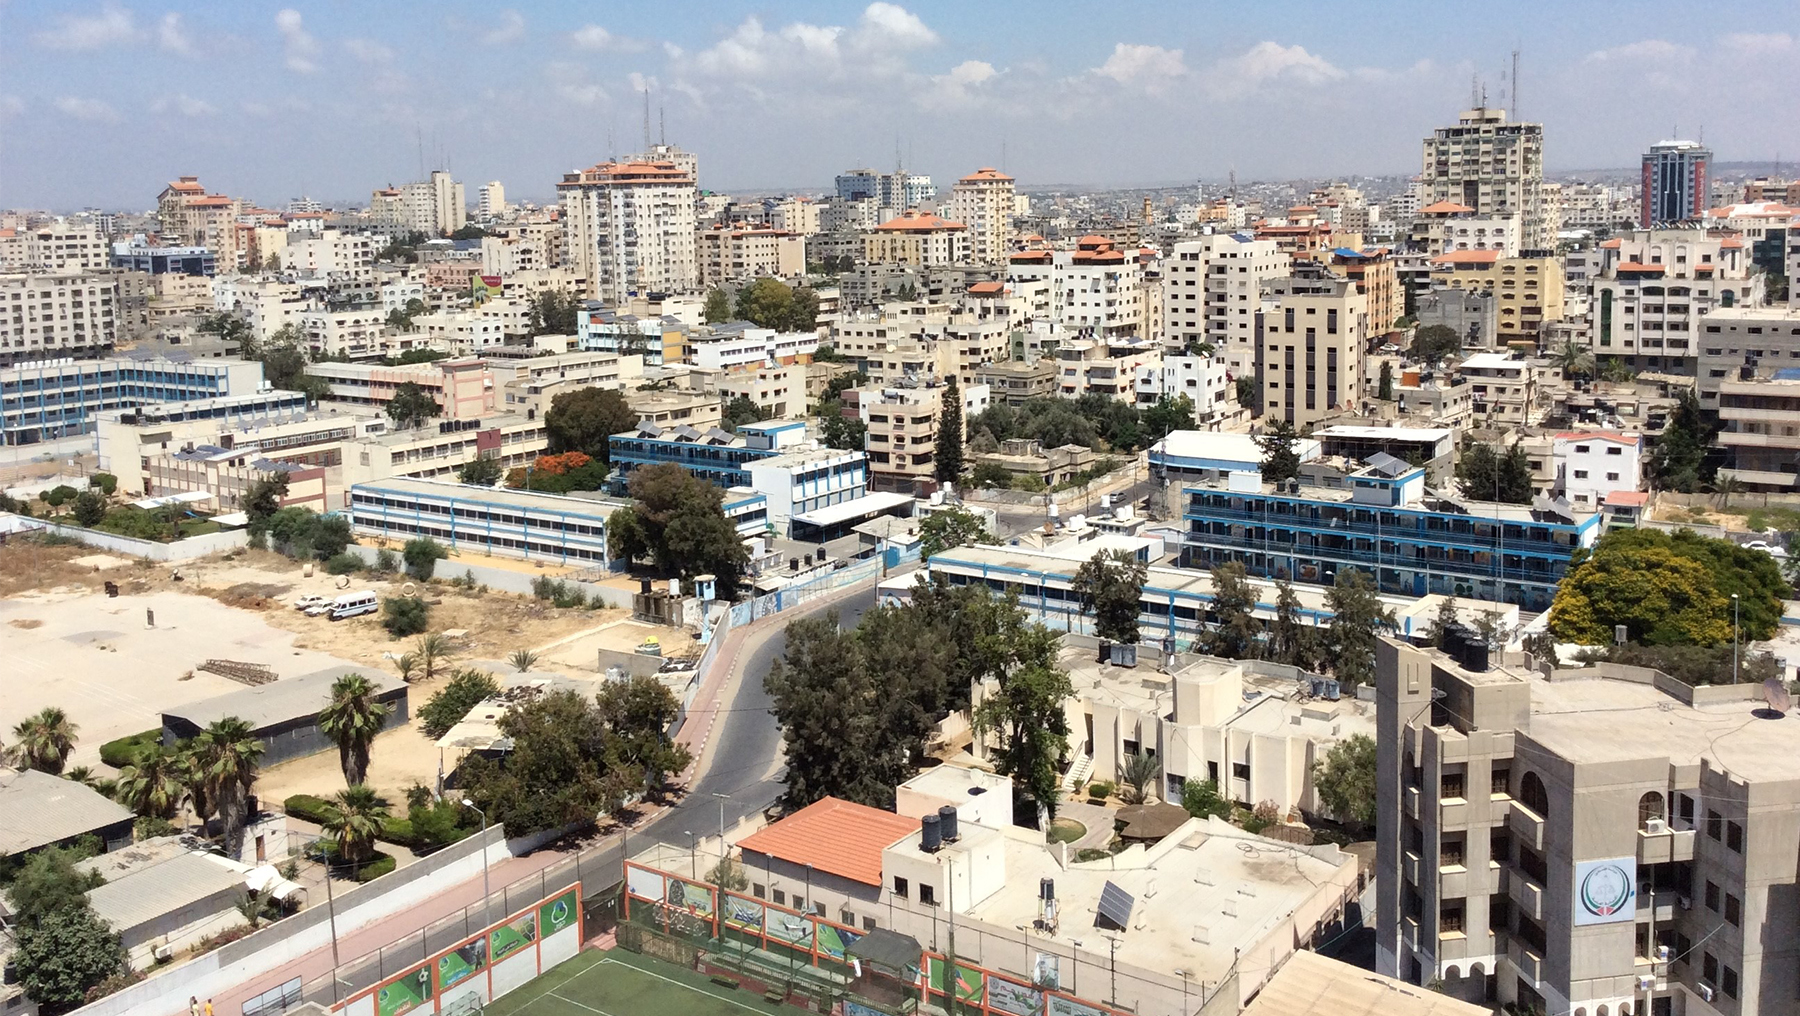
[1743,540,1789,560]
[294,594,328,612]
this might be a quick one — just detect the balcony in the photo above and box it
[1508,940,1543,984]
[1507,870,1544,921]
[1508,802,1545,851]
[1406,785,1421,819]
[1637,824,1696,865]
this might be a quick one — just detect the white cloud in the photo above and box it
[1219,41,1344,85]
[157,13,196,56]
[344,38,395,64]
[687,3,937,80]
[1094,43,1188,90]
[483,10,526,46]
[545,63,608,107]
[570,24,643,52]
[54,96,122,122]
[150,93,218,117]
[33,4,137,50]
[1719,32,1794,55]
[275,9,320,73]
[923,60,998,108]
[1586,40,1695,63]
[857,3,937,49]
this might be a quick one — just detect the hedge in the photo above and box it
[100,729,164,768]
[283,794,335,825]
[308,839,397,882]
[283,794,477,853]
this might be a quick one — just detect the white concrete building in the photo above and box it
[477,181,506,220]
[0,270,117,365]
[299,307,386,358]
[1135,352,1232,417]
[1551,431,1642,508]
[1165,233,1288,377]
[212,276,308,341]
[945,167,1015,264]
[744,446,870,536]
[558,145,699,304]
[692,324,819,370]
[1054,338,1161,402]
[1591,229,1762,375]
[1454,351,1540,426]
[289,230,377,280]
[0,219,109,271]
[1008,236,1148,342]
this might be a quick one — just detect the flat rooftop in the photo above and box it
[353,476,632,516]
[0,768,133,856]
[962,817,1351,985]
[1526,675,1800,777]
[84,850,244,934]
[1315,424,1453,443]
[163,666,403,731]
[1245,950,1493,1016]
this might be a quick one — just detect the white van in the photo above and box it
[328,590,379,620]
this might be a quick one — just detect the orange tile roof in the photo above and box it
[876,211,966,232]
[165,180,205,193]
[1556,431,1641,445]
[967,281,1004,295]
[1615,262,1666,272]
[1430,250,1501,264]
[737,797,917,887]
[1599,238,1623,248]
[959,167,1013,183]
[1719,238,1744,248]
[1419,201,1475,215]
[1604,490,1650,506]
[190,196,236,207]
[1010,251,1052,263]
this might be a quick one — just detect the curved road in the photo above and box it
[641,583,882,847]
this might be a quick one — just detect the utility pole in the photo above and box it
[1731,593,1740,683]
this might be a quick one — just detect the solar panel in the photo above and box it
[1096,880,1135,930]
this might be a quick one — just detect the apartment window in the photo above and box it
[1722,966,1739,999]
[863,915,877,931]
[1573,470,1589,479]
[1703,952,1719,985]
[1441,836,1466,868]
[1490,827,1511,865]
[1677,793,1695,827]
[1489,893,1510,931]
[1726,821,1744,852]
[1724,892,1742,926]
[1707,809,1723,840]
[892,876,908,899]
[792,896,805,912]
[1491,766,1510,797]
[1606,446,1623,456]
[1441,771,1465,800]
[920,884,937,906]
[1440,899,1466,935]
[1232,762,1251,780]
[1705,880,1720,911]
[752,882,766,899]
[773,888,786,905]
[840,909,855,926]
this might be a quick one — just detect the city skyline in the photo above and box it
[2,1,1798,210]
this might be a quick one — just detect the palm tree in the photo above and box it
[318,673,393,788]
[117,744,187,819]
[9,707,79,774]
[1715,473,1746,510]
[395,652,420,683]
[63,766,100,787]
[1120,751,1162,804]
[194,717,265,859]
[1553,339,1593,379]
[508,648,541,673]
[236,888,272,930]
[414,634,452,681]
[176,744,217,831]
[323,784,390,874]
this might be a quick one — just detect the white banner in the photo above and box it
[1572,857,1636,925]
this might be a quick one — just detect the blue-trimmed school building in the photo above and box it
[1,355,268,445]
[607,419,809,489]
[346,477,630,566]
[1179,462,1601,611]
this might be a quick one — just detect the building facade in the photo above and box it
[348,477,624,567]
[1592,230,1761,375]
[1260,276,1369,430]
[558,147,699,304]
[1165,233,1288,377]
[1421,109,1549,249]
[1641,141,1711,227]
[0,270,119,366]
[946,168,1015,264]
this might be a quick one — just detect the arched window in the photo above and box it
[1639,791,1666,829]
[1520,771,1550,818]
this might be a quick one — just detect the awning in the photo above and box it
[793,492,915,529]
[848,928,923,973]
[131,490,211,510]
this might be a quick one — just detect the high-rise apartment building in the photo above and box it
[558,146,699,304]
[1164,233,1288,377]
[1422,108,1549,250]
[1007,236,1147,342]
[947,168,1016,264]
[1640,141,1711,227]
[156,176,243,267]
[370,171,466,236]
[1259,275,1369,430]
[0,220,110,272]
[1591,229,1762,375]
[0,271,118,366]
[478,181,507,220]
[834,168,934,210]
[1374,635,1800,1016]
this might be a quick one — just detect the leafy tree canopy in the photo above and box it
[1259,420,1302,484]
[607,464,749,598]
[1549,527,1782,645]
[1072,549,1148,645]
[545,387,637,463]
[919,506,993,561]
[735,278,819,332]
[1411,324,1461,365]
[1311,734,1377,828]
[385,382,443,428]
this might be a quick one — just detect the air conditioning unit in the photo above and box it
[1698,983,1715,1003]
[1638,976,1655,991]
[1657,945,1672,962]
[1678,895,1692,910]
[1644,817,1668,834]
[153,943,174,962]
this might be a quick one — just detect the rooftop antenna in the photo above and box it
[416,125,425,181]
[1470,74,1480,109]
[642,87,651,151]
[1511,48,1520,119]
[1002,137,1008,175]
[659,102,666,146]
[895,134,903,173]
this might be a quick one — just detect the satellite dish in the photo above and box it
[1762,678,1792,714]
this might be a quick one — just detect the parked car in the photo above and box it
[1742,540,1789,560]
[294,594,328,612]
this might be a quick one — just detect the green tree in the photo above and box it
[606,464,750,598]
[1325,570,1397,686]
[526,291,581,335]
[969,461,1012,488]
[1498,446,1535,503]
[1411,324,1461,365]
[87,472,117,495]
[1120,751,1161,804]
[1236,376,1260,411]
[70,490,107,527]
[318,674,394,788]
[458,689,636,836]
[1648,390,1718,493]
[419,669,502,739]
[702,288,732,324]
[384,381,442,428]
[934,376,964,482]
[7,849,123,1011]
[450,224,487,240]
[820,412,866,451]
[735,277,803,330]
[594,675,692,794]
[1140,394,1195,439]
[973,644,1073,824]
[414,633,453,680]
[544,387,637,463]
[508,648,541,673]
[193,717,264,857]
[1598,357,1636,383]
[1073,549,1148,645]
[1265,579,1322,669]
[381,596,430,637]
[721,395,764,431]
[402,536,447,580]
[243,473,289,534]
[1377,361,1394,400]
[115,743,186,820]
[1547,528,1778,646]
[1204,561,1262,660]
[322,784,390,869]
[1426,596,1461,647]
[1181,778,1232,820]
[1310,734,1377,828]
[919,506,993,561]
[8,707,78,775]
[1456,443,1500,500]
[1258,419,1302,484]
[456,453,503,487]
[1553,339,1593,379]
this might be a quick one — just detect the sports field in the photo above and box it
[487,950,780,1016]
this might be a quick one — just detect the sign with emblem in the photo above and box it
[1572,857,1636,925]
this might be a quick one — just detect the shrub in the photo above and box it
[418,669,501,739]
[325,552,363,575]
[99,729,163,769]
[283,794,335,824]
[88,473,118,495]
[530,576,586,608]
[403,537,446,580]
[1087,781,1116,801]
[134,816,179,840]
[42,484,78,507]
[381,596,430,637]
[1075,848,1112,863]
[373,548,399,574]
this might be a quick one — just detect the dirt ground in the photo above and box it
[0,542,654,787]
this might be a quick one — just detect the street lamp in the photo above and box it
[711,792,731,855]
[462,799,491,924]
[1731,593,1740,684]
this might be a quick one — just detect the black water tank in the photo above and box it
[920,813,942,852]
[1040,877,1056,901]
[938,805,959,843]
[1462,638,1490,673]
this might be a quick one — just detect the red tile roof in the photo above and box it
[967,281,1004,295]
[1719,238,1744,248]
[1419,201,1475,215]
[1599,238,1623,248]
[876,211,966,232]
[737,797,918,887]
[959,167,1013,183]
[1615,262,1665,272]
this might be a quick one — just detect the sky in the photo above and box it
[2,1,1797,211]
